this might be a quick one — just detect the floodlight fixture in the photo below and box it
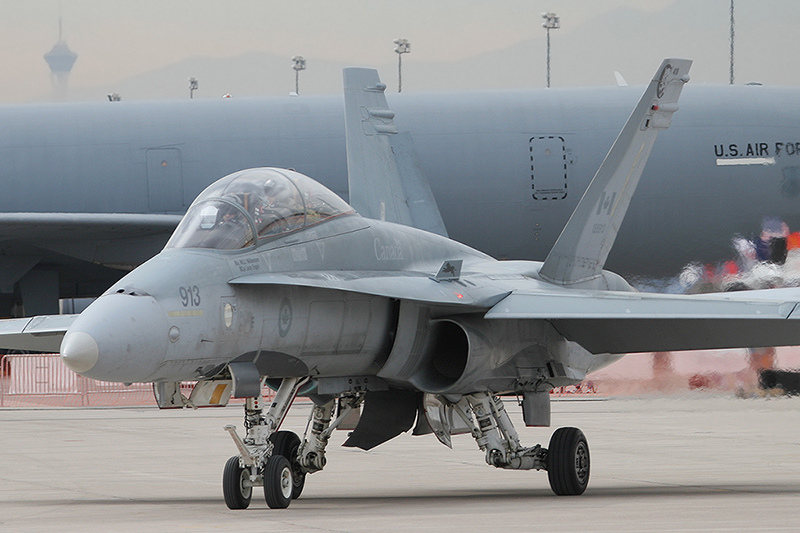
[292,55,307,95]
[189,77,199,99]
[393,38,411,92]
[541,12,560,88]
[541,12,560,30]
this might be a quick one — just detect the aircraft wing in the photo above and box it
[0,314,77,352]
[0,213,183,241]
[485,289,800,354]
[229,271,508,308]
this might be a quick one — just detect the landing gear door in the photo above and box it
[423,393,473,448]
[530,135,569,200]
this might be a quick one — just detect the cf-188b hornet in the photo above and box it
[5,59,800,509]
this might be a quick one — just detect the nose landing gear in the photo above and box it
[222,377,308,510]
[222,455,253,510]
[263,454,293,509]
[269,430,305,500]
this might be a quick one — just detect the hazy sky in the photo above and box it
[1,0,798,102]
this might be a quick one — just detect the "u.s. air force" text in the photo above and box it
[714,142,800,158]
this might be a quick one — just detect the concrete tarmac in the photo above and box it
[1,395,799,532]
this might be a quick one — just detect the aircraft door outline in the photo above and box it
[146,148,184,212]
[530,135,569,200]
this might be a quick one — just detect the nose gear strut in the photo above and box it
[222,376,309,510]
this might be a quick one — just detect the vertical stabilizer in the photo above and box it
[343,68,448,237]
[539,58,691,285]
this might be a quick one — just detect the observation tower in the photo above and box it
[43,18,78,99]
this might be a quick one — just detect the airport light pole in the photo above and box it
[393,38,410,93]
[189,77,198,99]
[292,55,306,95]
[729,0,735,85]
[541,12,560,88]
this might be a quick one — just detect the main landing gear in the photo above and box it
[547,426,590,495]
[222,377,363,510]
[454,392,589,496]
[221,380,589,508]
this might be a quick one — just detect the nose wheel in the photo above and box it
[222,456,253,510]
[222,430,306,510]
[263,455,293,509]
[269,430,306,500]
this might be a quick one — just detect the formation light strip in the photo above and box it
[716,157,775,166]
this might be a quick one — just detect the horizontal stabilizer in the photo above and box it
[539,58,692,285]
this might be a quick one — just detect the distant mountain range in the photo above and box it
[54,1,795,103]
[66,45,547,102]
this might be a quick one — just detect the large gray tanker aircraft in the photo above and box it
[6,60,800,508]
[3,63,800,315]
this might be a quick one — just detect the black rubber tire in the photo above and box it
[263,455,293,509]
[269,430,306,499]
[222,456,252,510]
[547,427,590,496]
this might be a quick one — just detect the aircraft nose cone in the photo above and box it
[60,331,99,373]
[60,293,170,382]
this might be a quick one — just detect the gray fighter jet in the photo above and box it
[6,59,800,508]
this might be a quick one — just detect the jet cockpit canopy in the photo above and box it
[166,168,354,250]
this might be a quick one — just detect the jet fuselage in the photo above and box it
[2,84,799,314]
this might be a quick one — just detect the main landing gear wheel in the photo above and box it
[263,455,293,509]
[547,427,590,496]
[269,430,306,499]
[222,456,252,510]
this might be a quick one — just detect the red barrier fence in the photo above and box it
[0,354,277,408]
